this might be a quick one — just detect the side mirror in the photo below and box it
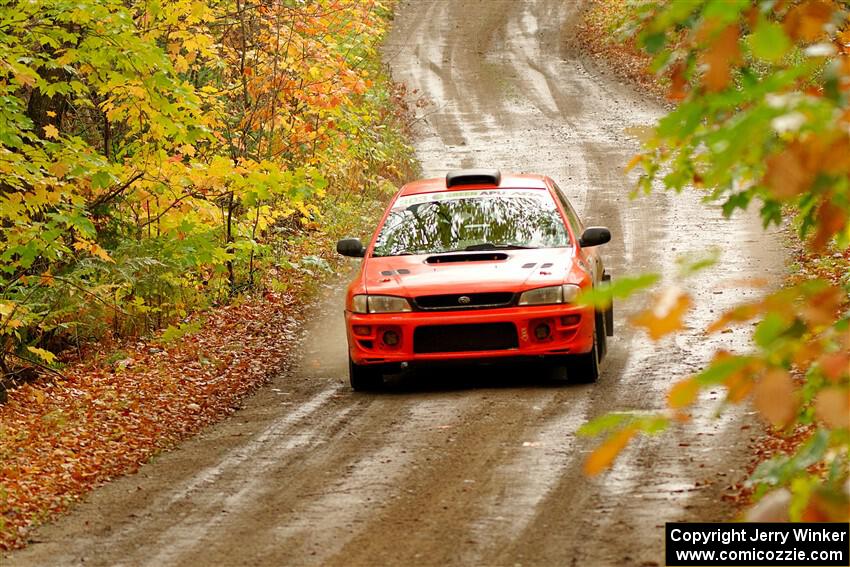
[578,227,611,248]
[336,237,365,257]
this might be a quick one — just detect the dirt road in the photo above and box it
[6,1,785,566]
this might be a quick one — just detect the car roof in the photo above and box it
[398,171,551,196]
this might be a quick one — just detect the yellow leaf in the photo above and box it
[584,426,637,476]
[48,162,70,178]
[43,124,59,139]
[0,301,14,317]
[668,378,699,409]
[13,69,37,87]
[630,287,692,340]
[33,389,45,404]
[814,388,849,429]
[27,346,56,365]
[89,242,114,263]
[46,111,56,118]
[753,369,798,428]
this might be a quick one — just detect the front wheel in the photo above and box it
[567,318,601,383]
[348,358,384,391]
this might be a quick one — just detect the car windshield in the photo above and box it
[372,189,570,257]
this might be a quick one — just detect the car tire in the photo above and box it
[595,308,607,361]
[568,316,600,383]
[348,357,384,391]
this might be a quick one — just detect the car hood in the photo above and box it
[363,248,579,297]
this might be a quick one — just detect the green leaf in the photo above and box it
[753,312,787,349]
[579,412,669,437]
[748,429,830,487]
[641,32,667,54]
[577,273,660,309]
[160,320,201,343]
[675,249,720,277]
[578,412,634,437]
[703,0,749,22]
[693,355,754,386]
[748,20,790,63]
[90,170,114,190]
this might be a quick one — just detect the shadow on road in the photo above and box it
[374,362,591,394]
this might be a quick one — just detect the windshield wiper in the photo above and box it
[424,243,537,255]
[463,243,537,251]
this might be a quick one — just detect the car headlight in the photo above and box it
[518,284,581,306]
[350,294,412,313]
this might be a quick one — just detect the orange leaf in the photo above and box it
[624,154,642,173]
[793,340,824,367]
[724,370,754,404]
[814,388,849,429]
[753,369,799,428]
[800,286,844,326]
[821,136,850,175]
[784,0,834,42]
[763,143,812,200]
[668,378,699,409]
[584,426,637,476]
[707,302,766,333]
[802,490,849,522]
[698,23,741,92]
[811,200,848,252]
[630,287,692,340]
[667,61,688,101]
[818,352,850,382]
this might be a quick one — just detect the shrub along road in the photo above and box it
[6,1,787,565]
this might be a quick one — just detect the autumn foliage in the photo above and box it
[0,0,413,549]
[0,0,413,379]
[579,0,850,522]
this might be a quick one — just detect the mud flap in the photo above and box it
[602,271,613,336]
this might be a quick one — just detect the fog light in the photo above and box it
[534,323,551,340]
[353,325,371,336]
[382,330,400,346]
[560,315,581,326]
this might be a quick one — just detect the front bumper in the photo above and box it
[345,304,595,365]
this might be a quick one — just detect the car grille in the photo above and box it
[413,292,515,311]
[413,323,519,353]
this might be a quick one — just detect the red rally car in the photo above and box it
[336,169,613,391]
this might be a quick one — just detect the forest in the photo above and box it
[0,0,412,385]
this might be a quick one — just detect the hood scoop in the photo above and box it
[425,252,508,264]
